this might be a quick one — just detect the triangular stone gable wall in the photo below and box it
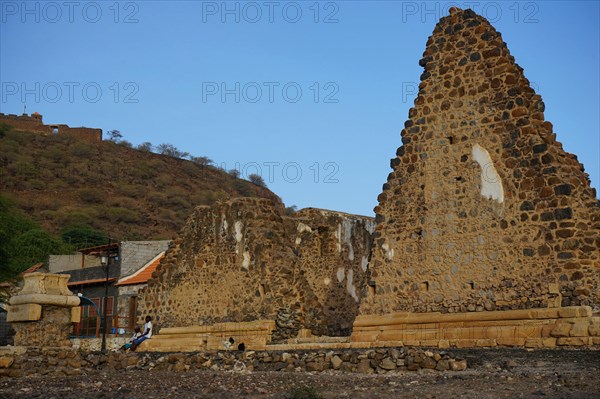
[359,8,599,316]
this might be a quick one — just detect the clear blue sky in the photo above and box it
[1,1,598,216]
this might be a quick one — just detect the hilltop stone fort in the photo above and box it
[132,8,599,351]
[0,112,102,144]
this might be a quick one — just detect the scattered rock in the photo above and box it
[379,357,397,370]
[331,355,343,370]
[449,359,467,371]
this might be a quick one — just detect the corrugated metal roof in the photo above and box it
[78,243,119,255]
[21,262,44,274]
[116,252,165,286]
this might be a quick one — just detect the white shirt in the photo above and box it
[130,331,142,342]
[144,321,153,338]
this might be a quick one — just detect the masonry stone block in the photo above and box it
[6,304,42,322]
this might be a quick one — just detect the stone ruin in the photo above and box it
[351,8,600,348]
[360,7,599,316]
[0,112,102,144]
[6,273,80,348]
[136,198,374,350]
[136,8,600,350]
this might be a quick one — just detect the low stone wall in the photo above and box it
[71,336,129,352]
[352,306,600,349]
[140,320,276,352]
[0,346,467,378]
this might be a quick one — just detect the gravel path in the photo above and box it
[1,349,598,398]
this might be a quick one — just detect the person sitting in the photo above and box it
[119,327,142,351]
[130,316,152,352]
[223,336,235,350]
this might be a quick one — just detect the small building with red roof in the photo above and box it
[48,241,170,337]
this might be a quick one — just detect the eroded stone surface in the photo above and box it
[7,273,80,347]
[361,7,600,316]
[137,198,374,340]
[12,306,73,348]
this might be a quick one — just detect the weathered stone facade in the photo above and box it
[136,198,374,340]
[12,306,73,348]
[0,112,102,143]
[7,273,80,348]
[359,8,600,316]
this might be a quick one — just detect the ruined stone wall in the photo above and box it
[136,198,374,340]
[0,113,43,131]
[54,125,102,144]
[290,208,374,335]
[360,8,599,316]
[0,113,102,144]
[12,306,73,348]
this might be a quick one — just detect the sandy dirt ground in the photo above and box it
[1,349,598,398]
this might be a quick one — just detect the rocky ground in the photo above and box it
[1,349,598,398]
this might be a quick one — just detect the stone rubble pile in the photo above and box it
[0,347,466,378]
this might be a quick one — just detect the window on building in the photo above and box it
[89,298,101,317]
[105,297,114,316]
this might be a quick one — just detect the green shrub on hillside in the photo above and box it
[0,129,281,243]
[249,173,267,188]
[76,188,105,204]
[0,122,13,137]
[61,226,108,249]
[61,210,96,227]
[232,180,254,196]
[13,160,37,178]
[117,184,143,198]
[0,195,72,284]
[108,196,138,209]
[104,207,142,223]
[72,142,96,157]
[136,142,153,152]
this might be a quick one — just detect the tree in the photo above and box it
[0,123,13,138]
[156,143,188,158]
[61,226,108,250]
[106,130,122,142]
[0,195,71,286]
[248,173,267,188]
[136,142,153,152]
[118,140,133,148]
[284,205,298,215]
[12,229,66,263]
[190,156,213,167]
[228,169,240,178]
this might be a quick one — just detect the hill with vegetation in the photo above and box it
[0,125,283,280]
